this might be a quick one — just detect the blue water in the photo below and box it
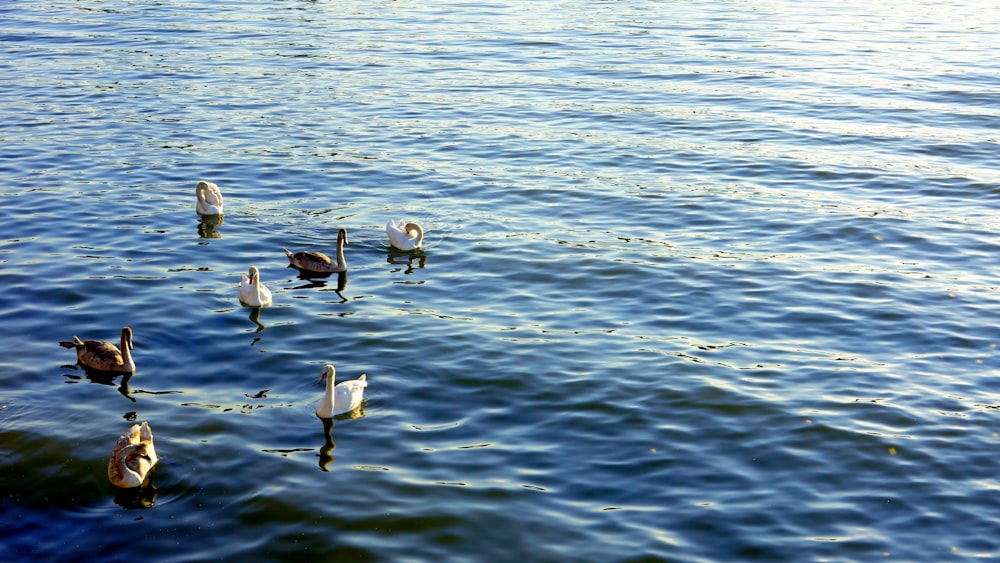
[2,0,999,560]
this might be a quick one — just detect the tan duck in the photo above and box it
[284,227,348,274]
[108,421,158,488]
[59,327,135,374]
[195,180,224,216]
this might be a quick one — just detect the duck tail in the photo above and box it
[60,336,83,348]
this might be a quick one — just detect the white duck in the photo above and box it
[195,180,224,216]
[284,228,348,273]
[314,364,368,418]
[108,421,158,488]
[59,327,135,374]
[386,218,424,251]
[239,265,272,307]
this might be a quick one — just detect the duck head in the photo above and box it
[317,364,335,384]
[121,326,133,352]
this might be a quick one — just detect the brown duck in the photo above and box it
[108,421,158,488]
[60,326,135,374]
[284,227,348,274]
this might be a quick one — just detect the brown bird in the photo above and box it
[108,421,158,488]
[284,227,348,274]
[60,327,135,374]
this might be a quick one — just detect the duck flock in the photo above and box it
[59,181,425,490]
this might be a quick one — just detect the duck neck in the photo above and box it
[336,235,347,269]
[321,376,336,414]
[253,274,264,303]
[120,332,135,372]
[409,223,424,246]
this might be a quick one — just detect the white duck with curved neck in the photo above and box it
[239,265,272,307]
[386,218,424,251]
[315,364,368,418]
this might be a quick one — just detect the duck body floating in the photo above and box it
[314,364,367,418]
[60,327,135,374]
[386,218,424,251]
[195,180,224,216]
[284,227,348,274]
[108,421,158,489]
[239,265,272,307]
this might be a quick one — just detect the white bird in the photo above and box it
[386,218,424,251]
[195,180,224,216]
[59,327,135,374]
[239,265,272,307]
[108,421,158,488]
[314,364,368,418]
[284,228,348,274]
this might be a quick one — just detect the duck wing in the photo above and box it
[386,220,412,249]
[206,184,223,206]
[334,375,368,411]
[388,218,413,237]
[285,249,334,271]
[108,422,157,488]
[77,339,125,370]
[295,250,333,265]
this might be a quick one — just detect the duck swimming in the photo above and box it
[239,265,273,307]
[284,227,348,274]
[59,327,135,374]
[108,421,158,489]
[195,180,224,216]
[386,218,424,251]
[314,364,367,418]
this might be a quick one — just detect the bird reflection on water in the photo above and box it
[386,249,427,275]
[197,214,223,239]
[113,483,157,509]
[317,401,366,472]
[62,367,136,403]
[289,270,349,303]
[318,417,336,472]
[248,306,265,333]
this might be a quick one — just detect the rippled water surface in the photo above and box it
[2,0,999,560]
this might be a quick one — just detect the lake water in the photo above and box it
[2,0,999,560]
